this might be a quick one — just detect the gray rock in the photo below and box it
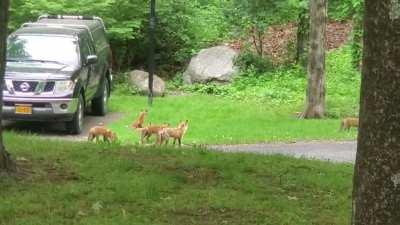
[183,46,239,84]
[128,70,165,96]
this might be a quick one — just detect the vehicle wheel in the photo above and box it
[91,78,109,116]
[66,94,84,134]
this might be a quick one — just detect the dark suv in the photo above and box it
[4,15,112,134]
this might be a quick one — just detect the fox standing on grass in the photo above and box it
[339,117,359,131]
[88,123,118,143]
[137,123,170,144]
[157,120,189,146]
[131,109,148,129]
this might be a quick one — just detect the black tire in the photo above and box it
[91,78,109,116]
[66,94,84,134]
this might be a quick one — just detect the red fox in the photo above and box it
[157,120,189,146]
[137,123,170,144]
[131,109,148,129]
[340,117,359,131]
[88,124,118,143]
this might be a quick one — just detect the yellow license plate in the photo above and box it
[15,104,32,115]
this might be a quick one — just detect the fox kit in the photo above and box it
[340,117,359,131]
[137,123,169,144]
[131,109,148,129]
[88,125,118,143]
[157,120,189,146]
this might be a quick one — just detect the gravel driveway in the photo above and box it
[209,141,357,163]
[3,112,124,141]
[3,114,357,163]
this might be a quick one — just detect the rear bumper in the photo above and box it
[2,97,78,122]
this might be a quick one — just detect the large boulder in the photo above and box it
[183,46,239,84]
[128,70,166,96]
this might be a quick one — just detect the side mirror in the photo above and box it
[86,55,98,65]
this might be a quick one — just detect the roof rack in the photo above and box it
[38,15,106,29]
[21,22,95,44]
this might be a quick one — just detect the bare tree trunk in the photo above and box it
[301,0,326,119]
[296,4,310,68]
[352,1,400,224]
[257,29,263,57]
[0,0,15,173]
[251,27,262,57]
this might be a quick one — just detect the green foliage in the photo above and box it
[155,0,229,67]
[180,65,305,104]
[328,0,363,20]
[177,46,360,118]
[295,0,309,67]
[9,0,229,72]
[226,0,299,57]
[350,1,364,69]
[9,0,364,76]
[227,0,298,33]
[325,47,361,118]
[111,72,141,96]
[235,49,274,73]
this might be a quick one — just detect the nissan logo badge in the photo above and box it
[20,82,30,92]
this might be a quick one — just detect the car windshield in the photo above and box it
[7,35,79,66]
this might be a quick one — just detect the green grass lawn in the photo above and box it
[0,46,357,225]
[1,135,353,225]
[108,94,357,145]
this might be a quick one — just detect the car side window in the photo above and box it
[80,39,91,65]
[93,28,108,51]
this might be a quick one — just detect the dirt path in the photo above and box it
[209,141,357,163]
[3,112,124,141]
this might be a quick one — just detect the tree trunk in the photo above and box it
[352,1,400,224]
[301,0,326,119]
[251,27,262,57]
[0,0,15,173]
[148,0,156,106]
[257,29,263,58]
[296,4,310,68]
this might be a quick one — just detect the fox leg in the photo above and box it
[103,135,110,143]
[339,123,343,131]
[140,132,145,144]
[156,133,163,145]
[88,133,94,142]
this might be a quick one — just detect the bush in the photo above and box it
[111,72,140,96]
[325,46,361,118]
[235,50,274,74]
[174,46,361,118]
[328,0,363,20]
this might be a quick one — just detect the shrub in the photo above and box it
[235,50,274,74]
[328,0,363,20]
[174,46,360,118]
